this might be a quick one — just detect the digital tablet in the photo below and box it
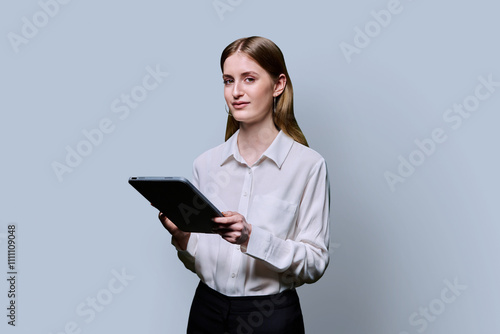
[128,176,222,233]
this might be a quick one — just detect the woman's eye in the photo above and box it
[245,77,255,83]
[223,79,233,85]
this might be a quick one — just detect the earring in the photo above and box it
[273,96,276,114]
[225,104,232,117]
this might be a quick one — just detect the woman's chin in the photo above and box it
[233,114,256,125]
[231,111,249,122]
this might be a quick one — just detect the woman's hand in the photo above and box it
[212,211,252,248]
[158,212,191,250]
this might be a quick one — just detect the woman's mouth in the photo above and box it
[232,101,250,109]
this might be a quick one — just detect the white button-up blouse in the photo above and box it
[173,129,330,296]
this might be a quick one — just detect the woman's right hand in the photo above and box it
[158,212,191,250]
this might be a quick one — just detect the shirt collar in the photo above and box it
[220,129,294,169]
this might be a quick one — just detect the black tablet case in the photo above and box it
[129,177,222,233]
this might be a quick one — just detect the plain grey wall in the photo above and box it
[1,0,499,333]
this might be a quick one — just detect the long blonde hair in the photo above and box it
[221,36,308,147]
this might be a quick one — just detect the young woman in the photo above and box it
[159,36,330,334]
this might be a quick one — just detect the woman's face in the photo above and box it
[222,53,277,126]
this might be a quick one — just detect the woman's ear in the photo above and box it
[273,74,287,97]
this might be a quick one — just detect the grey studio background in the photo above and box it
[1,0,499,333]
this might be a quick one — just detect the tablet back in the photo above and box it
[128,176,221,233]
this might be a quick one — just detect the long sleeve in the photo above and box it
[243,159,330,287]
[168,130,331,296]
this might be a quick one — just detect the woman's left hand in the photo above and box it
[212,211,252,247]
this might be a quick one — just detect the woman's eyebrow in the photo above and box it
[222,71,259,78]
[240,71,259,77]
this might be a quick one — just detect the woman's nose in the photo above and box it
[232,82,243,98]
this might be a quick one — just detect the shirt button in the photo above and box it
[243,192,247,197]
[231,273,236,278]
[236,245,240,251]
[248,170,252,174]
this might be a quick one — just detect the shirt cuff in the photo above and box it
[243,225,282,262]
[171,233,198,256]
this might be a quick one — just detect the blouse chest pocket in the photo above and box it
[250,195,298,239]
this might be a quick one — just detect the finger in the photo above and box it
[213,222,239,232]
[219,232,235,241]
[222,211,239,217]
[211,224,232,232]
[213,215,242,224]
[212,217,232,225]
[213,223,243,236]
[212,213,232,222]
